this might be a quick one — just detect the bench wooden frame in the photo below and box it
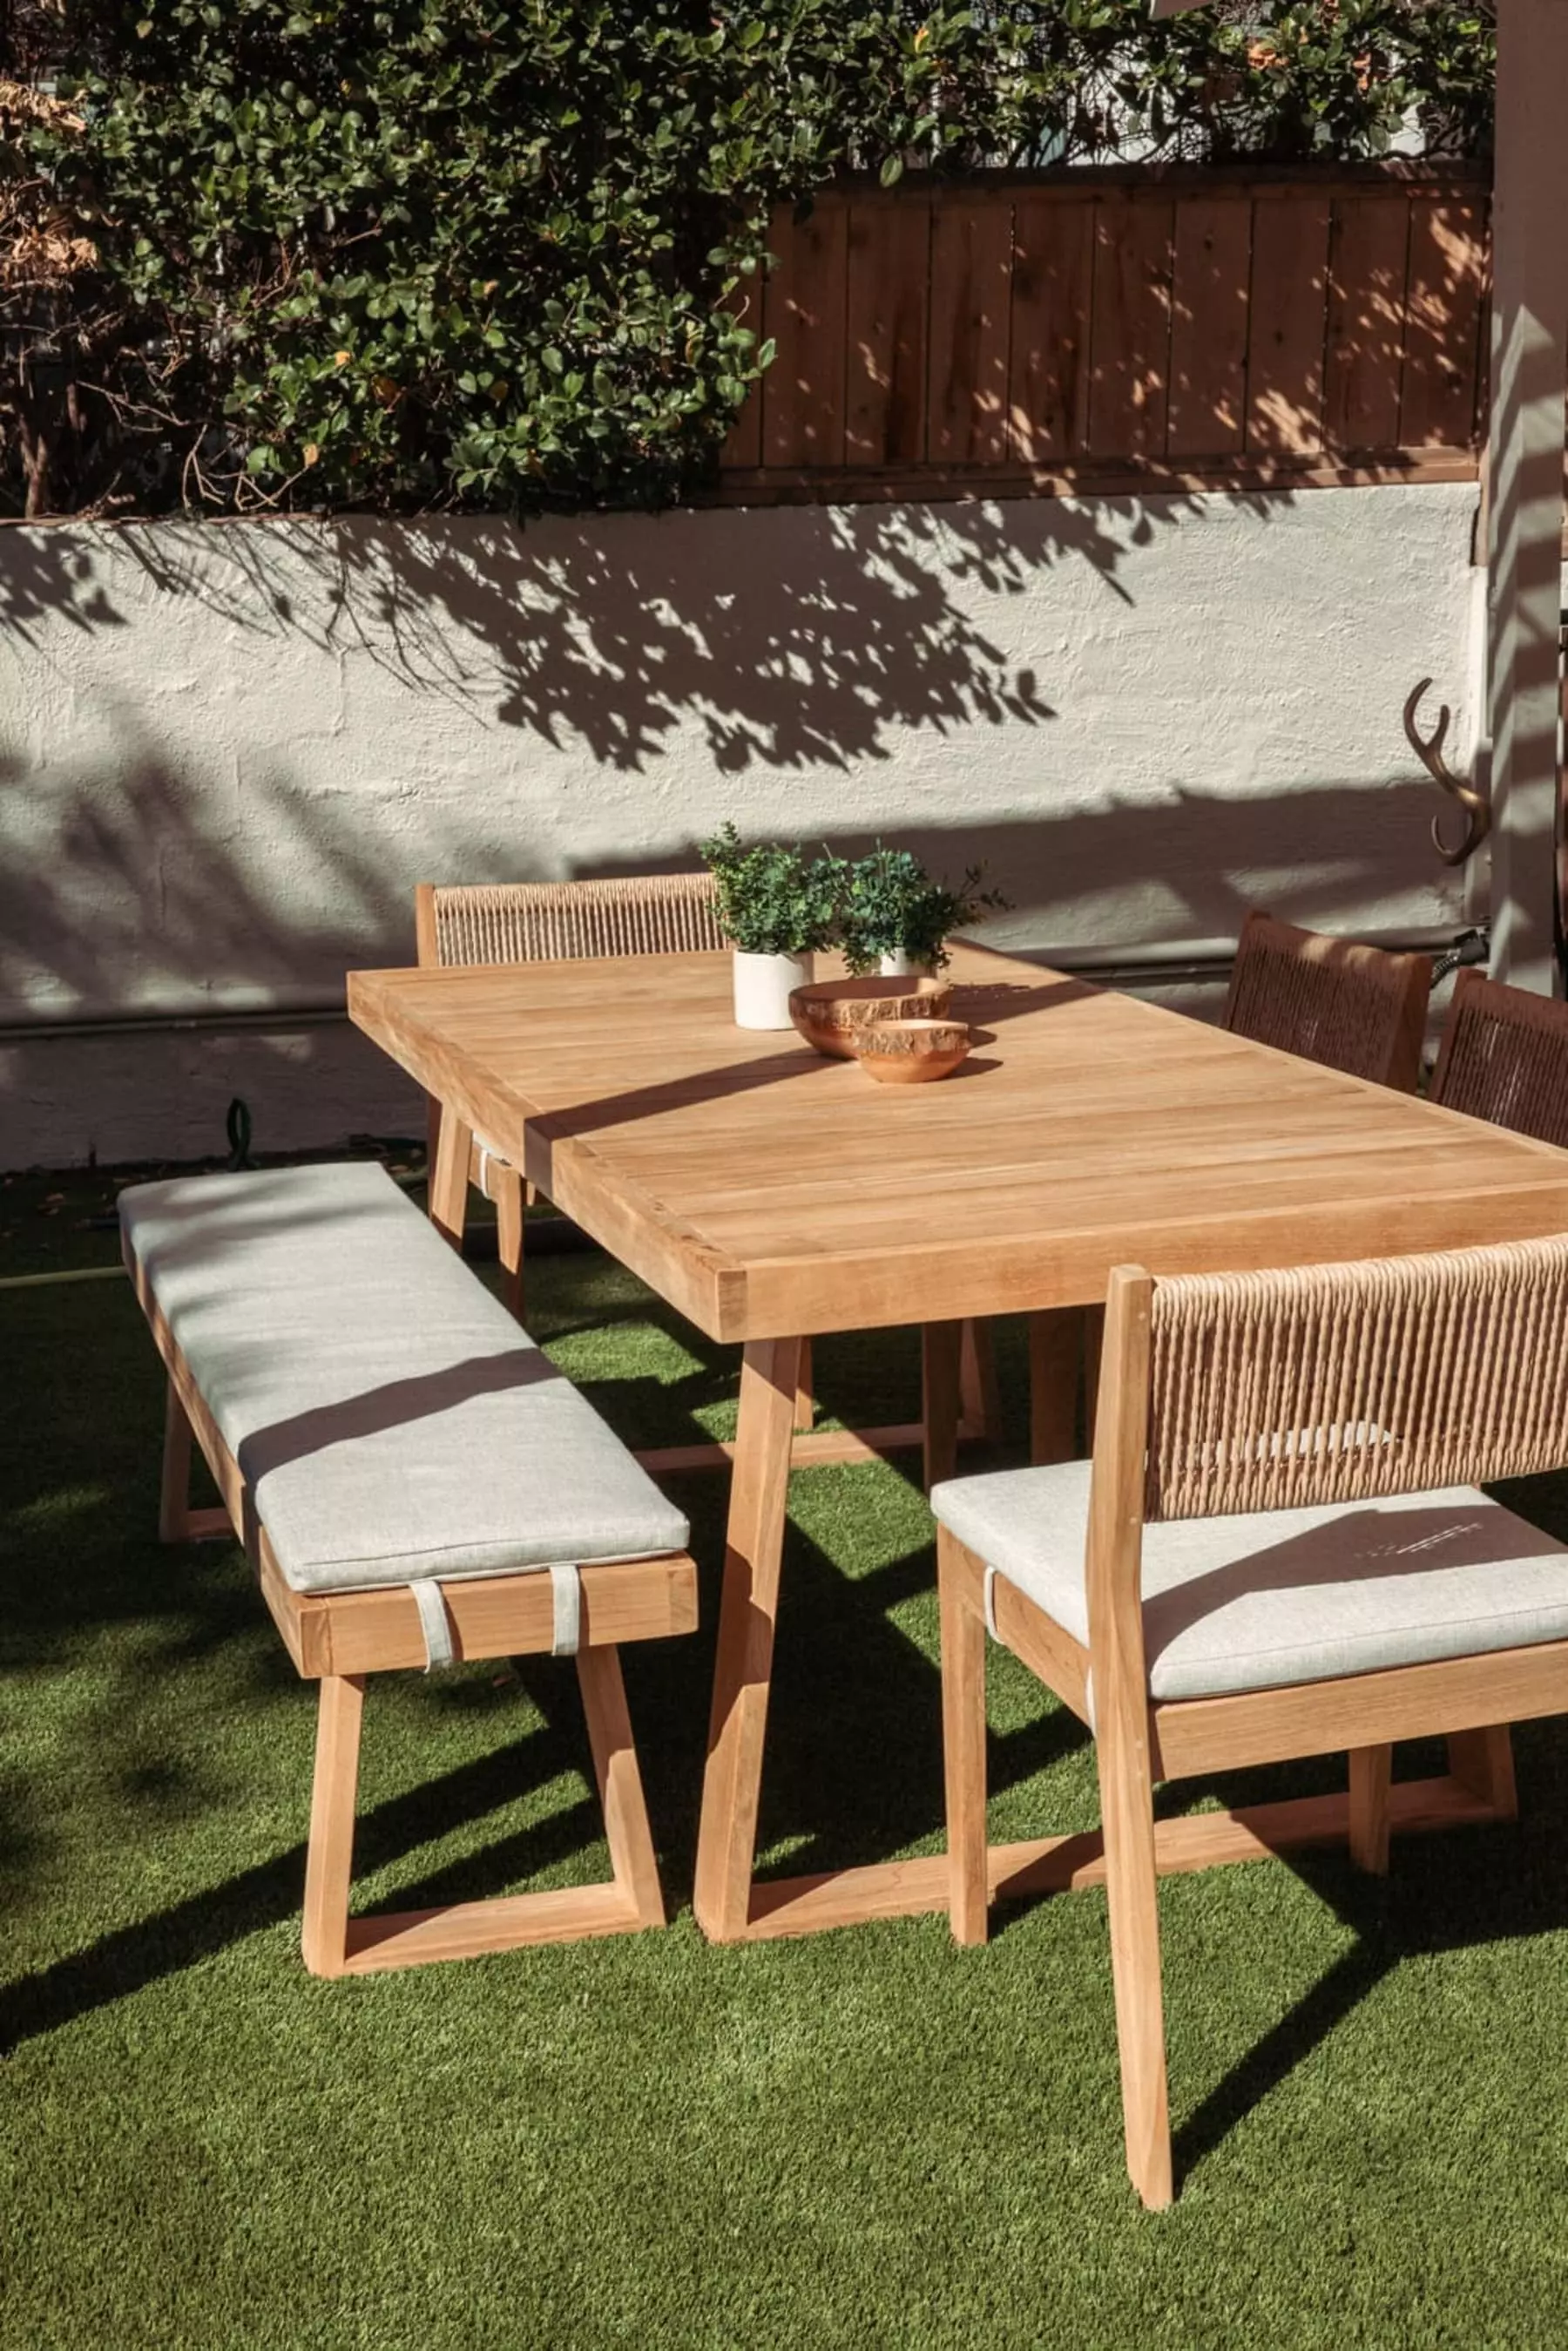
[130,1243,699,1976]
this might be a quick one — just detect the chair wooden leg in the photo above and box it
[577,1644,666,1930]
[938,1528,990,1946]
[302,1673,366,1979]
[794,1337,815,1434]
[428,1106,474,1253]
[159,1376,193,1542]
[1446,1726,1518,1820]
[923,1320,963,1493]
[1097,1714,1173,2209]
[495,1168,525,1324]
[1027,1308,1082,1466]
[959,1319,1004,1442]
[1348,1744,1393,1874]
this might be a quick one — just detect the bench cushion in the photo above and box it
[932,1458,1568,1703]
[120,1162,689,1596]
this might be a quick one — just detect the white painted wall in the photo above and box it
[0,482,1480,1167]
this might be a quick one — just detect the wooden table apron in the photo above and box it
[348,945,1568,1943]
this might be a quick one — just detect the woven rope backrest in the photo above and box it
[1224,911,1429,1091]
[1144,1236,1568,1522]
[1430,970,1568,1148]
[430,874,724,967]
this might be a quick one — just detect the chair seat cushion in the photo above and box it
[931,1459,1568,1702]
[121,1163,688,1596]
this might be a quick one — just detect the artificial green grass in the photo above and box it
[9,1167,1568,2348]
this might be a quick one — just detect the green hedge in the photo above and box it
[3,2,1494,518]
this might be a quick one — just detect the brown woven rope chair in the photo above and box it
[1430,967,1568,1146]
[1223,910,1432,1092]
[936,1235,1568,2207]
[415,874,724,1317]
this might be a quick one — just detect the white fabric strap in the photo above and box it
[550,1562,582,1657]
[476,1145,496,1203]
[412,1577,456,1671]
[983,1564,1002,1643]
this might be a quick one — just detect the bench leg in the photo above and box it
[578,1645,666,1930]
[495,1167,525,1325]
[302,1673,366,1979]
[159,1376,193,1543]
[1447,1725,1518,1819]
[958,1318,1004,1443]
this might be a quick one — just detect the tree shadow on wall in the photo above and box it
[19,488,1290,775]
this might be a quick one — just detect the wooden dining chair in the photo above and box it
[415,874,725,1319]
[1430,967,1568,1146]
[1223,910,1432,1092]
[936,1233,1568,2207]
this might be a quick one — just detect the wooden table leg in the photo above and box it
[1027,1308,1082,1465]
[923,1320,964,1492]
[692,1334,806,1943]
[429,1105,474,1250]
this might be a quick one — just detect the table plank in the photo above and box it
[348,945,1568,1343]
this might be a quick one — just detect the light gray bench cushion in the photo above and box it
[931,1458,1568,1703]
[120,1162,688,1596]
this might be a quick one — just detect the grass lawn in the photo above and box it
[7,1160,1568,2348]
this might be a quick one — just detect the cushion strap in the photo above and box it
[551,1562,582,1657]
[983,1564,1002,1643]
[412,1578,456,1671]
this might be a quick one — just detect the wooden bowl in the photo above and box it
[851,1017,972,1084]
[789,974,952,1060]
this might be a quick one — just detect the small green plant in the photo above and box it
[699,823,844,959]
[839,846,1009,974]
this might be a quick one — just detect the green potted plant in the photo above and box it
[699,823,846,1028]
[840,847,1009,977]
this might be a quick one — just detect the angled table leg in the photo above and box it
[693,1334,806,1943]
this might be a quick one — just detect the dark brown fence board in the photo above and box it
[719,168,1490,499]
[844,196,931,466]
[928,196,1014,464]
[761,200,848,468]
[1088,197,1175,459]
[1168,195,1252,457]
[1401,197,1488,449]
[1323,194,1410,454]
[1247,193,1332,457]
[1008,195,1095,464]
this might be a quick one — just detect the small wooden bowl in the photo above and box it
[789,974,952,1060]
[851,1017,972,1084]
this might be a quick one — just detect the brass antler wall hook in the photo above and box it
[1403,679,1491,867]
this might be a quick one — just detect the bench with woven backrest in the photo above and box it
[119,1160,698,1977]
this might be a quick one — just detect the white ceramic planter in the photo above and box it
[733,948,814,1029]
[878,949,939,979]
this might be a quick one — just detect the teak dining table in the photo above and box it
[348,942,1568,1944]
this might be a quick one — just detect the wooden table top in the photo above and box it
[348,943,1568,1343]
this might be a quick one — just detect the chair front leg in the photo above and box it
[1096,1706,1173,2209]
[938,1528,990,1946]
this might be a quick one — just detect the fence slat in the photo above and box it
[1322,195,1410,454]
[844,196,931,466]
[1247,195,1332,456]
[1008,196,1094,464]
[1167,195,1251,457]
[1401,197,1488,449]
[1088,197,1174,458]
[761,200,848,468]
[928,197,1014,464]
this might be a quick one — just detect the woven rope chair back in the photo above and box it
[1223,911,1431,1092]
[1429,968,1568,1148]
[425,873,725,967]
[1140,1235,1568,1524]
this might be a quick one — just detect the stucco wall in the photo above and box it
[0,482,1480,1167]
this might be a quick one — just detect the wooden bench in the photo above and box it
[120,1161,699,1976]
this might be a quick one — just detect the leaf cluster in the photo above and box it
[838,844,1009,972]
[2,2,1496,518]
[699,823,847,958]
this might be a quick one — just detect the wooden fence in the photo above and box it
[720,165,1490,501]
